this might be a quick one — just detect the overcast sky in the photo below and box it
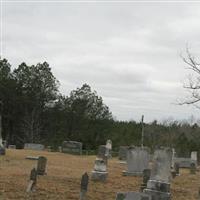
[1,1,200,122]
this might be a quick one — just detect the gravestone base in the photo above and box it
[144,180,171,200]
[147,180,170,193]
[122,170,143,177]
[144,189,171,200]
[115,192,152,200]
[91,171,108,182]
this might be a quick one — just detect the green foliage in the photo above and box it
[1,57,200,154]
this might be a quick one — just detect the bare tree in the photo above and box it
[180,48,200,108]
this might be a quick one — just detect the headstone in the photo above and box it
[97,145,107,159]
[191,151,197,162]
[91,159,108,182]
[58,146,62,152]
[24,143,44,151]
[190,162,196,174]
[8,145,16,149]
[105,139,112,158]
[144,148,172,200]
[141,169,151,192]
[47,146,52,152]
[62,141,82,155]
[123,146,150,176]
[80,172,89,200]
[26,168,37,192]
[171,148,176,168]
[174,162,180,176]
[174,157,196,168]
[37,156,47,175]
[0,101,5,156]
[115,192,151,200]
[119,146,129,161]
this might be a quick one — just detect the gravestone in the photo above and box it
[190,163,196,174]
[123,146,150,176]
[91,159,108,182]
[119,146,129,161]
[8,145,16,149]
[191,151,197,163]
[0,101,5,155]
[37,156,47,175]
[58,146,62,152]
[144,148,172,200]
[62,141,82,155]
[141,169,151,192]
[80,172,89,200]
[115,192,151,200]
[174,162,180,176]
[105,139,112,158]
[98,145,107,159]
[26,168,37,192]
[24,143,44,151]
[171,148,176,168]
[174,157,196,168]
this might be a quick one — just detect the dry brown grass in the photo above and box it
[0,149,200,200]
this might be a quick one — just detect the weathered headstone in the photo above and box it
[24,143,44,151]
[47,146,52,152]
[191,151,197,163]
[115,192,151,200]
[8,145,16,149]
[141,169,151,192]
[26,168,37,192]
[0,101,5,155]
[58,146,62,152]
[174,162,180,176]
[91,159,108,182]
[174,157,196,168]
[144,148,172,200]
[37,156,47,175]
[123,146,150,176]
[98,145,107,158]
[80,172,89,200]
[119,146,129,161]
[62,141,82,155]
[105,139,112,158]
[190,162,196,174]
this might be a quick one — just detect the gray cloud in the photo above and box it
[2,2,200,122]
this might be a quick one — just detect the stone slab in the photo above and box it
[24,143,44,151]
[122,170,143,177]
[115,192,152,200]
[62,141,82,155]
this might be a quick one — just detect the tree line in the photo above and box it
[1,57,200,154]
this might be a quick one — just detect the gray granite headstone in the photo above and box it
[24,143,44,151]
[144,148,172,200]
[123,146,150,176]
[62,141,82,155]
[98,145,107,159]
[191,151,197,162]
[119,146,129,161]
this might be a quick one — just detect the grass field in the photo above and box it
[0,149,200,200]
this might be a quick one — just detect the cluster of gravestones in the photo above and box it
[116,147,173,200]
[1,137,200,199]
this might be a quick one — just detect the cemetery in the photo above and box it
[0,147,200,199]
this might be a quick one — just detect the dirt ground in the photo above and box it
[0,149,200,200]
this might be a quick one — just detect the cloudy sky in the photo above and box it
[1,1,200,122]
